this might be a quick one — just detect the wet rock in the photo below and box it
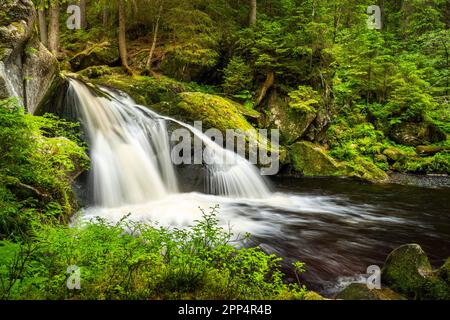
[389,122,446,147]
[336,283,406,300]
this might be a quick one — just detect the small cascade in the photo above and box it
[67,79,271,208]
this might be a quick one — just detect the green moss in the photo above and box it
[265,92,316,145]
[382,244,450,300]
[70,41,119,72]
[173,92,254,131]
[336,283,406,300]
[303,291,326,300]
[93,73,187,107]
[344,157,389,182]
[289,141,344,177]
[437,258,450,285]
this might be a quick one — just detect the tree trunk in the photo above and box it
[79,0,87,29]
[118,0,132,74]
[255,71,274,106]
[48,1,60,55]
[38,9,48,47]
[102,1,108,27]
[145,5,163,72]
[249,0,257,26]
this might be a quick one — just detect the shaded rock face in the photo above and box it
[336,283,406,300]
[264,91,316,145]
[382,244,450,300]
[389,121,446,146]
[0,0,58,114]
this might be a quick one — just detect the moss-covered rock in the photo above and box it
[263,91,316,145]
[93,73,187,106]
[172,92,256,132]
[303,291,326,300]
[289,141,344,177]
[70,41,119,72]
[437,258,450,285]
[383,147,407,162]
[344,157,389,182]
[336,283,406,300]
[389,121,446,147]
[382,244,450,300]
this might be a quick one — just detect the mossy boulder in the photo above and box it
[382,244,450,300]
[437,258,450,285]
[70,41,119,72]
[264,91,316,145]
[389,121,446,147]
[344,157,389,182]
[383,147,407,162]
[171,92,256,132]
[289,141,344,177]
[93,73,187,106]
[303,291,326,300]
[336,283,406,300]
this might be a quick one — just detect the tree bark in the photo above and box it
[249,0,257,26]
[48,1,60,55]
[79,0,87,29]
[255,71,274,106]
[102,1,108,27]
[145,5,163,72]
[118,0,132,74]
[38,9,48,47]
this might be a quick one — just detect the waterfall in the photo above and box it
[67,79,271,209]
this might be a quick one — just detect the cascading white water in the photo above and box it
[68,80,178,207]
[67,79,271,209]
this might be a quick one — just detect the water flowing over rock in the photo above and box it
[67,79,271,208]
[0,0,58,113]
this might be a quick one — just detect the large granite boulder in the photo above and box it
[0,0,59,113]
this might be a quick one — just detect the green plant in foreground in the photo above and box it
[0,207,308,300]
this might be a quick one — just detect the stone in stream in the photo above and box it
[381,244,450,300]
[437,258,450,285]
[336,283,406,300]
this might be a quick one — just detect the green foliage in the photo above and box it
[288,86,321,113]
[0,98,88,240]
[1,207,307,300]
[222,56,253,95]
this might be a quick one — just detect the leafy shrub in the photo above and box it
[0,207,307,300]
[0,99,88,240]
